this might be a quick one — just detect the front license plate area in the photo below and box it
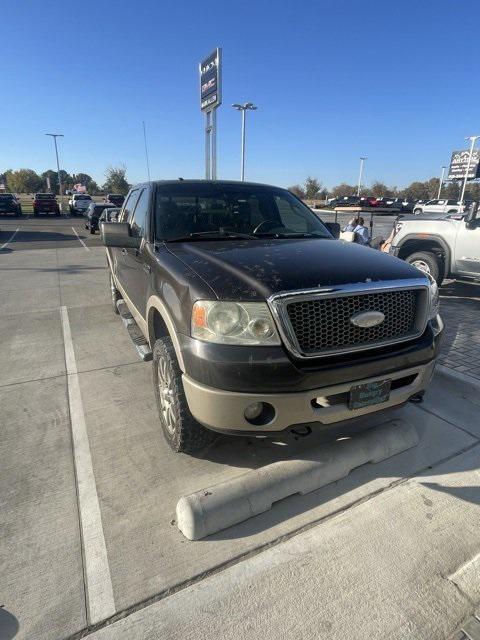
[349,380,391,410]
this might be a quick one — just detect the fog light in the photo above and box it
[244,402,276,426]
[244,402,263,421]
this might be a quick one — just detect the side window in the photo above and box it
[274,195,309,232]
[120,190,140,223]
[447,199,457,205]
[438,200,446,205]
[130,188,150,238]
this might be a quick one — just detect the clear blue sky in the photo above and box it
[2,0,479,190]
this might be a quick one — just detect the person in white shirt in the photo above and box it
[352,217,370,245]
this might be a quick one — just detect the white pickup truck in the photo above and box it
[390,204,480,285]
[69,193,92,215]
[413,199,466,215]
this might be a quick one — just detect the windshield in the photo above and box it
[75,195,91,201]
[154,183,331,241]
[0,194,15,200]
[36,194,55,199]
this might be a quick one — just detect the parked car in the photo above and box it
[375,197,395,208]
[106,193,125,207]
[85,202,116,233]
[0,193,22,217]
[412,199,467,215]
[101,179,442,454]
[390,203,479,284]
[32,193,60,216]
[330,195,361,208]
[359,196,378,208]
[69,193,92,215]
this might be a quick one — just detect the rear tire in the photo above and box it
[153,336,215,453]
[405,250,443,285]
[90,228,95,234]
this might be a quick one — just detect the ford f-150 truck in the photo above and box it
[389,204,480,285]
[101,180,443,453]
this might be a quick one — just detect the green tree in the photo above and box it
[6,168,42,194]
[400,181,430,201]
[103,165,130,195]
[303,176,322,199]
[370,181,395,197]
[288,184,306,198]
[331,183,357,197]
[425,177,440,199]
[444,182,460,200]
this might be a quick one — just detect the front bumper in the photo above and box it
[183,360,436,433]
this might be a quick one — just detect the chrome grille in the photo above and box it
[284,289,421,356]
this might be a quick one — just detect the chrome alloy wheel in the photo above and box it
[157,357,176,435]
[411,259,431,274]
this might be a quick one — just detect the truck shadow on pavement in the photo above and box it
[0,608,19,639]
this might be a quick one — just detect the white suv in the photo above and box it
[413,199,465,215]
[69,193,92,215]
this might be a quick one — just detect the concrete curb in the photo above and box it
[436,364,480,391]
[176,419,419,541]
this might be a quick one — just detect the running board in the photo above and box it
[116,299,152,362]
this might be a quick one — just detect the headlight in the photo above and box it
[426,273,440,319]
[192,301,281,346]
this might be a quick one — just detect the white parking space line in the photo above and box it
[0,226,20,250]
[60,306,115,624]
[72,225,90,251]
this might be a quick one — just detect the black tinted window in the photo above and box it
[131,188,149,238]
[154,184,330,241]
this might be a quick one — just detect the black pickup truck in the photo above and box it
[102,180,443,453]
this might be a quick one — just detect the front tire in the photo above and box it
[405,250,443,285]
[153,336,215,453]
[413,208,422,215]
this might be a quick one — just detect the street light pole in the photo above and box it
[357,157,366,196]
[437,166,446,199]
[460,135,480,206]
[46,133,64,212]
[232,102,257,181]
[142,121,151,182]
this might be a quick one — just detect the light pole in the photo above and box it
[142,121,151,182]
[437,166,446,199]
[46,133,64,211]
[357,157,366,196]
[460,135,480,206]
[232,102,257,181]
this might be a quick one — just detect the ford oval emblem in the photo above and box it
[350,310,385,328]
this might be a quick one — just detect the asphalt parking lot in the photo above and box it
[2,215,480,640]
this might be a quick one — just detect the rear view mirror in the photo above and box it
[324,222,341,239]
[101,222,141,249]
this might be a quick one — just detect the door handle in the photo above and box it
[143,263,151,274]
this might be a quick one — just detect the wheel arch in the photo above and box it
[396,234,451,275]
[147,296,185,371]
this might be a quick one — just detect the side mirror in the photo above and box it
[465,202,479,229]
[324,221,341,239]
[101,222,141,249]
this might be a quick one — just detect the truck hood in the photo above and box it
[166,238,426,300]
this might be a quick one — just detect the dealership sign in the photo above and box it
[448,149,480,180]
[199,48,222,112]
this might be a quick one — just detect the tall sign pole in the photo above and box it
[437,166,446,199]
[200,48,222,180]
[460,136,480,206]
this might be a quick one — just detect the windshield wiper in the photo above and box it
[255,232,326,239]
[166,231,259,242]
